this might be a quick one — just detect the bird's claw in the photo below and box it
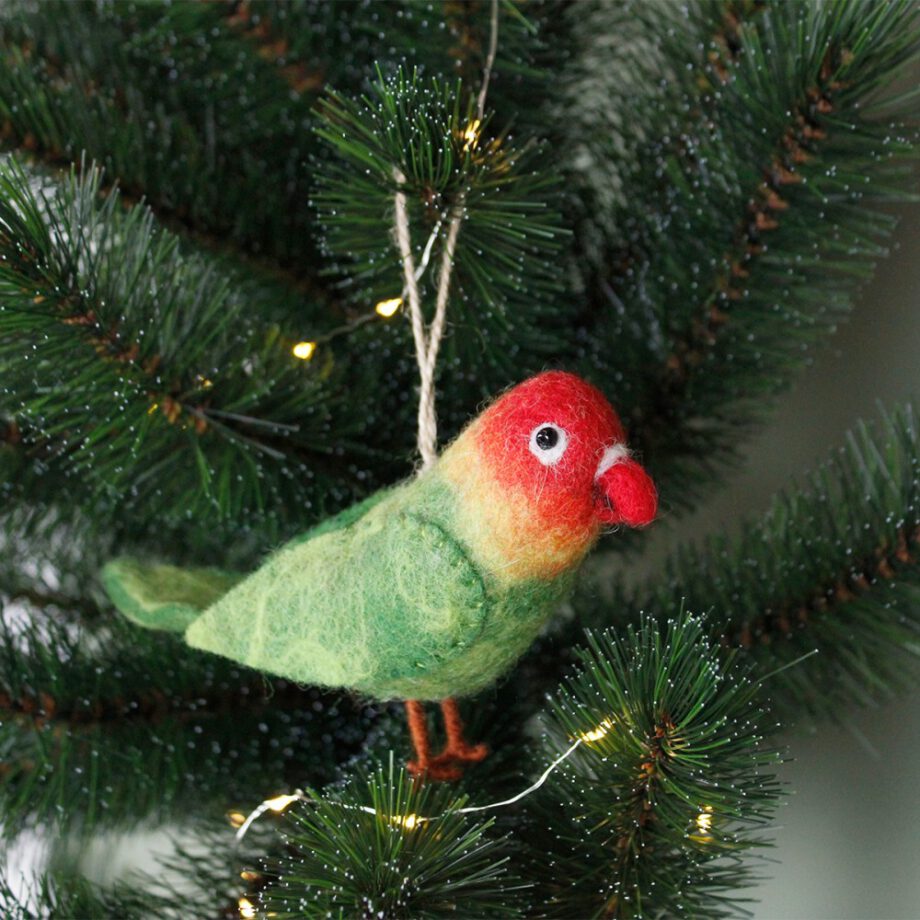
[407,757,464,782]
[408,741,489,782]
[440,741,489,763]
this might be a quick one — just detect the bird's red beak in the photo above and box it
[594,447,657,527]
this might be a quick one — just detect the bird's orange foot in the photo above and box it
[438,740,489,764]
[404,698,488,782]
[407,757,464,782]
[425,740,489,779]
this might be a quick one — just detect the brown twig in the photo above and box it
[0,33,341,306]
[224,0,326,95]
[726,525,919,649]
[635,46,849,461]
[0,677,344,731]
[602,715,680,918]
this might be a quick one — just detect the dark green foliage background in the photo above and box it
[0,1,917,916]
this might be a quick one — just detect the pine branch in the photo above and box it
[619,403,920,726]
[224,1,329,95]
[0,600,377,832]
[571,0,919,507]
[313,65,569,393]
[528,613,780,919]
[258,756,528,918]
[155,816,283,920]
[0,869,174,920]
[0,504,109,622]
[0,156,376,549]
[2,814,272,919]
[0,1,544,280]
[0,5,581,549]
[0,484,253,633]
[229,617,779,919]
[0,0,328,273]
[4,0,916,516]
[539,0,768,311]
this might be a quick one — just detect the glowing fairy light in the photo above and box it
[238,896,256,919]
[580,718,613,743]
[392,812,423,830]
[233,789,306,842]
[462,118,482,151]
[292,341,317,361]
[264,792,301,813]
[375,297,403,318]
[696,805,713,833]
[690,804,715,843]
[227,810,246,829]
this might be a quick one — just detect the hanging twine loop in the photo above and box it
[392,179,463,471]
[392,0,498,474]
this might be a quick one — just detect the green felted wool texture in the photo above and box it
[183,473,571,700]
[101,492,393,633]
[101,559,243,633]
[288,486,394,546]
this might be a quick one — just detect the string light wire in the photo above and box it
[234,733,588,846]
[453,735,586,816]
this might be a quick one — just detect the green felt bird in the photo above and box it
[103,372,657,779]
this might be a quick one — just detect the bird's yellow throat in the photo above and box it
[437,422,599,584]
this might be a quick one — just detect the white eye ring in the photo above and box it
[529,423,569,466]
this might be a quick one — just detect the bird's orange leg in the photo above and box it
[429,698,488,772]
[405,700,431,775]
[405,700,463,781]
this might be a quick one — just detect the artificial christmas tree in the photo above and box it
[0,1,917,917]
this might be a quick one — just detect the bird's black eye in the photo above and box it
[528,423,569,466]
[535,426,559,450]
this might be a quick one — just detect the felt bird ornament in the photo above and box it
[103,372,657,779]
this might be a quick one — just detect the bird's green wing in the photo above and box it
[183,496,491,699]
[287,487,394,545]
[101,559,243,633]
[102,488,395,633]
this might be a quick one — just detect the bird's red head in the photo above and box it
[478,371,657,530]
[439,371,657,582]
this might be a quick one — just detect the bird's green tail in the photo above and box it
[101,559,243,633]
[102,490,394,634]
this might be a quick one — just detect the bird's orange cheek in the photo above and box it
[523,476,601,541]
[482,454,598,545]
[487,490,599,581]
